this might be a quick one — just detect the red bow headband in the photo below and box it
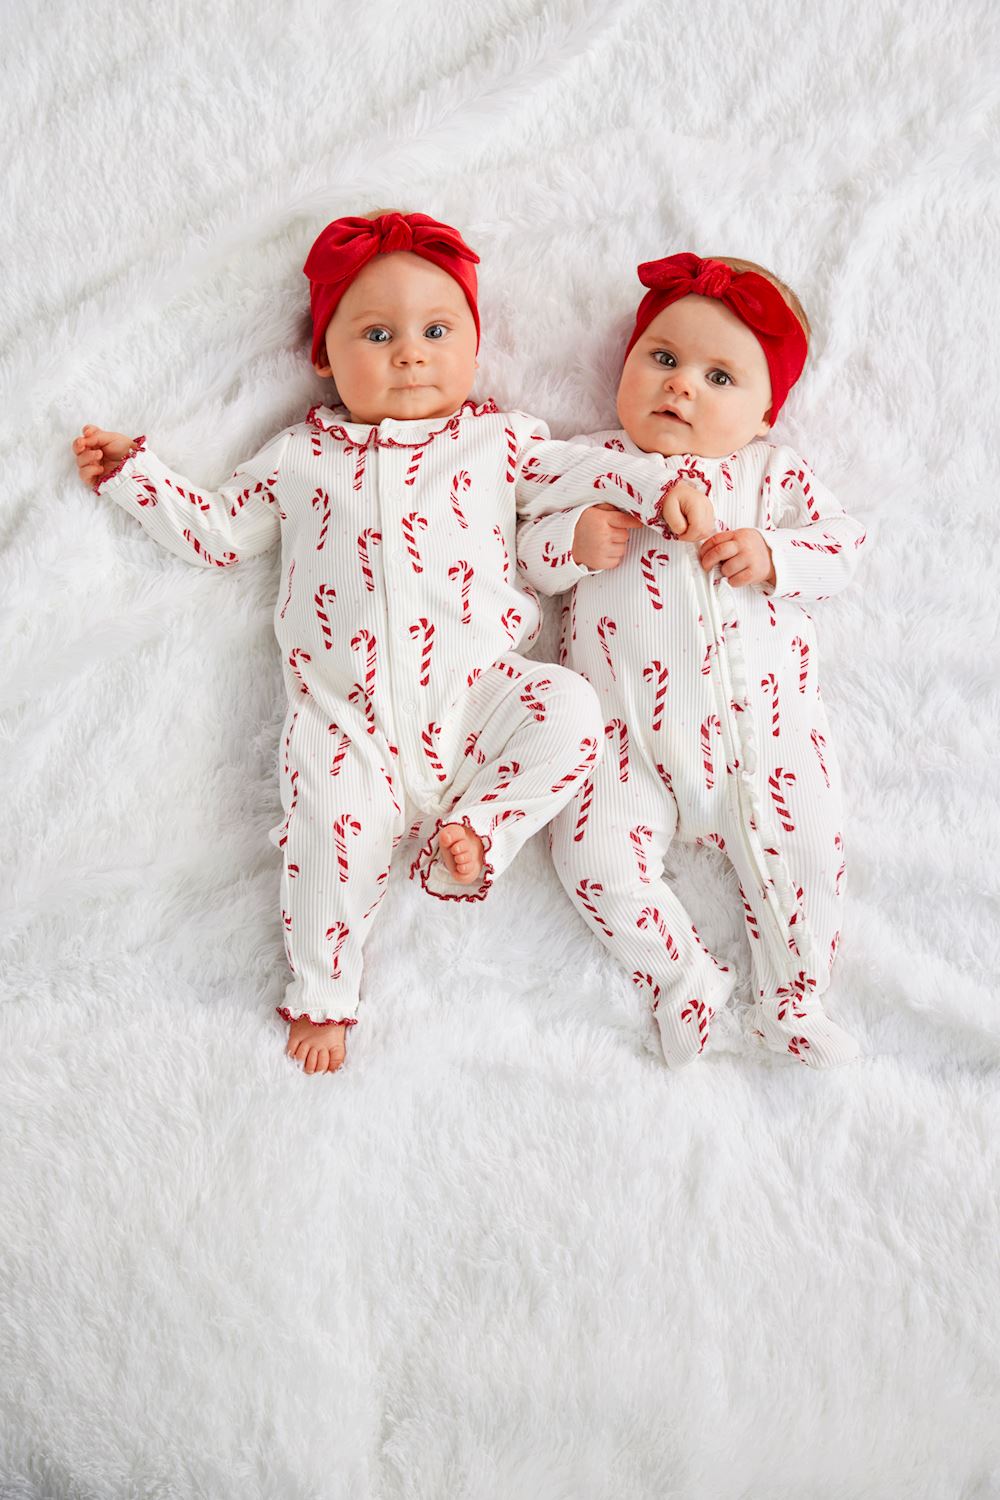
[623,253,808,422]
[303,211,481,365]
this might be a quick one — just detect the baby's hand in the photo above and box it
[572,502,644,570]
[72,425,135,490]
[660,480,716,545]
[699,528,776,588]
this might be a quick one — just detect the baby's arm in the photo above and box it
[73,422,293,567]
[757,447,869,601]
[516,504,642,596]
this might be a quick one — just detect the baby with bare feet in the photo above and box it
[73,211,714,1075]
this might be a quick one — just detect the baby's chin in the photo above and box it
[621,419,699,458]
[350,386,472,424]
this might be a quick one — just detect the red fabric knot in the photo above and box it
[690,260,732,297]
[377,213,415,252]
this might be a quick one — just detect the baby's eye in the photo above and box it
[652,351,676,367]
[708,370,733,387]
[424,323,447,339]
[365,327,391,343]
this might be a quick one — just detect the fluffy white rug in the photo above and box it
[3,1,999,1495]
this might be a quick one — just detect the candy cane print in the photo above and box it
[637,906,679,960]
[481,761,521,802]
[282,710,299,778]
[408,618,435,687]
[500,608,522,646]
[830,930,841,967]
[690,922,730,971]
[403,443,428,487]
[448,560,474,623]
[492,525,511,579]
[781,466,820,521]
[464,731,486,765]
[834,832,845,895]
[351,629,377,701]
[643,661,669,732]
[654,762,674,796]
[632,971,662,1011]
[133,474,158,508]
[450,470,471,528]
[489,806,526,835]
[503,425,518,483]
[572,774,595,842]
[328,722,351,779]
[766,597,777,629]
[680,998,712,1055]
[641,548,671,610]
[761,673,780,737]
[768,766,797,831]
[311,488,331,550]
[604,437,626,452]
[182,529,238,567]
[421,722,448,782]
[332,814,362,883]
[163,474,209,512]
[493,661,522,683]
[519,454,562,485]
[348,682,375,735]
[790,534,842,554]
[288,648,312,696]
[309,428,322,458]
[279,559,296,620]
[541,539,575,569]
[363,869,391,921]
[776,983,808,1022]
[790,636,810,694]
[787,884,805,956]
[811,728,830,787]
[787,1036,812,1059]
[701,832,726,853]
[357,529,382,592]
[698,714,721,789]
[592,471,642,520]
[597,617,618,679]
[604,718,630,782]
[630,824,654,884]
[520,678,551,722]
[551,736,599,795]
[277,770,299,847]
[380,764,401,815]
[350,444,367,492]
[314,584,336,650]
[326,921,350,978]
[282,909,293,932]
[467,666,483,688]
[576,879,614,938]
[402,512,429,572]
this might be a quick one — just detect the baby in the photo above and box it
[517,253,868,1069]
[72,213,715,1076]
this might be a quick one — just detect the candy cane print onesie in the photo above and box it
[94,399,695,1030]
[517,430,868,1070]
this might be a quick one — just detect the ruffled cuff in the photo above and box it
[93,435,147,494]
[275,1006,359,1028]
[409,814,496,903]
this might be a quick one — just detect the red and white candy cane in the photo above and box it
[357,528,382,592]
[282,909,293,932]
[519,454,561,485]
[781,466,820,521]
[700,714,722,788]
[502,425,518,483]
[604,718,630,782]
[279,559,295,620]
[701,641,715,677]
[314,584,336,650]
[830,930,841,967]
[761,672,780,737]
[309,428,322,458]
[641,548,671,610]
[493,661,522,683]
[421,722,448,782]
[482,761,520,802]
[448,560,474,623]
[464,730,486,765]
[787,1036,812,1059]
[348,683,375,736]
[790,534,842,554]
[326,921,350,978]
[631,971,661,1012]
[654,762,674,796]
[278,770,299,848]
[790,636,810,694]
[489,806,525,835]
[165,475,209,513]
[520,678,550,722]
[450,470,471,527]
[630,824,653,884]
[283,710,299,777]
[811,728,830,788]
[776,981,808,1022]
[542,539,574,569]
[766,597,777,629]
[492,524,510,578]
[637,906,679,960]
[768,766,797,831]
[402,512,429,572]
[182,529,237,567]
[572,774,595,842]
[408,617,435,687]
[787,884,805,955]
[380,764,401,815]
[133,474,158,508]
[403,443,428,487]
[328,722,351,779]
[593,471,642,520]
[500,607,522,646]
[576,879,614,938]
[597,616,618,679]
[332,814,361,884]
[363,869,390,921]
[690,923,729,971]
[351,445,367,492]
[680,998,712,1054]
[351,629,377,700]
[311,488,331,550]
[288,647,312,696]
[643,660,669,732]
[551,736,598,796]
[834,831,845,895]
[701,832,726,853]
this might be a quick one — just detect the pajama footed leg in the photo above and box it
[751,996,862,1068]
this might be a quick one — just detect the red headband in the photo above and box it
[303,211,481,366]
[623,253,808,422]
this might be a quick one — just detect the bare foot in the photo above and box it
[437,822,485,885]
[285,1015,348,1074]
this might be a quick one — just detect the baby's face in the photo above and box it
[616,295,774,458]
[315,251,478,424]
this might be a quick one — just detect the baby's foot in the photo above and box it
[753,999,862,1069]
[654,995,715,1069]
[437,823,484,885]
[285,1015,348,1074]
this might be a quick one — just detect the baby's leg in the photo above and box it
[271,702,402,1074]
[550,743,735,1068]
[410,655,602,901]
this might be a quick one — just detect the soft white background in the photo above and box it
[2,2,999,1496]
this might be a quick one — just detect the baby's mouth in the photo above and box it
[654,406,690,424]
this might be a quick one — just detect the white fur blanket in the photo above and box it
[2,1,999,1495]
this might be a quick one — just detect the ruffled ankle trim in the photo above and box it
[93,434,147,492]
[409,814,495,903]
[276,1006,358,1028]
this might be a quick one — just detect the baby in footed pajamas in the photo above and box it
[72,211,713,1076]
[517,253,869,1070]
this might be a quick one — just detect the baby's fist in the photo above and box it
[72,425,135,490]
[572,502,644,570]
[661,480,715,544]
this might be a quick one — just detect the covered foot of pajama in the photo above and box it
[752,999,862,1068]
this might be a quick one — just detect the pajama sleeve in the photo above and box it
[515,507,596,596]
[92,425,294,568]
[757,446,869,602]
